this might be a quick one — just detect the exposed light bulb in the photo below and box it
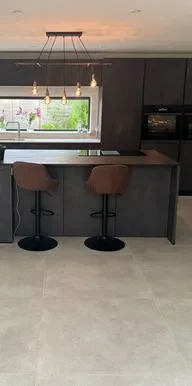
[90,74,97,88]
[61,89,67,104]
[75,82,82,97]
[44,88,51,105]
[32,81,37,95]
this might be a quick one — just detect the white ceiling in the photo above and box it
[1,0,192,54]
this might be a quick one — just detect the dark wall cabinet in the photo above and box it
[144,59,186,105]
[141,141,179,161]
[184,59,192,104]
[101,58,145,149]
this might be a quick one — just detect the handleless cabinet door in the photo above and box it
[184,59,192,104]
[101,58,145,150]
[141,141,179,161]
[144,59,186,105]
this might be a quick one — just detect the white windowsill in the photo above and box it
[0,131,100,143]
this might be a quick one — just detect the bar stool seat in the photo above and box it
[13,161,59,252]
[84,164,131,252]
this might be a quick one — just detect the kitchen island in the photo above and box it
[0,149,179,244]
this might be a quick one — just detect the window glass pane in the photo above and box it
[0,98,90,132]
[39,99,89,131]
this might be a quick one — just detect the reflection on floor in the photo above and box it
[0,197,192,385]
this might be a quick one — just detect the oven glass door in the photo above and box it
[143,113,180,140]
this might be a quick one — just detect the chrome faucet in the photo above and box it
[6,121,21,139]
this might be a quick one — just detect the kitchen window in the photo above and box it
[0,86,101,140]
[0,97,90,132]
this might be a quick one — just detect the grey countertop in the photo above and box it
[2,149,178,166]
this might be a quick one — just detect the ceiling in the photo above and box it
[1,0,192,54]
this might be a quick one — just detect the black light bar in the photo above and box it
[46,32,83,38]
[15,61,112,67]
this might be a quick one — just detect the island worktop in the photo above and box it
[0,149,179,245]
[3,149,178,166]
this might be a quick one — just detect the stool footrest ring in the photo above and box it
[90,211,116,219]
[31,208,54,216]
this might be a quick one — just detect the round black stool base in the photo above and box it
[84,236,125,252]
[18,235,58,252]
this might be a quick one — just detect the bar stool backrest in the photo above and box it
[86,164,131,195]
[13,162,58,192]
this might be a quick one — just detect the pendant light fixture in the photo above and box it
[32,81,37,95]
[29,32,100,100]
[44,87,51,105]
[78,36,97,88]
[71,36,82,97]
[90,73,97,88]
[44,36,57,104]
[31,35,50,96]
[75,82,82,97]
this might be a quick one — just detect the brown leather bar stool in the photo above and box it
[13,161,59,251]
[84,164,131,252]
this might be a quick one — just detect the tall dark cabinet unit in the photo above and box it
[143,58,187,192]
[144,59,186,105]
[101,58,145,149]
[179,59,192,192]
[184,59,192,104]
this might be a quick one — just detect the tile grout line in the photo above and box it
[131,249,192,376]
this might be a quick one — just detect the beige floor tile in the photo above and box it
[0,374,35,385]
[0,241,47,261]
[44,254,152,298]
[37,297,185,376]
[0,256,45,298]
[140,264,192,299]
[156,299,192,341]
[155,299,192,371]
[0,299,42,373]
[35,374,192,386]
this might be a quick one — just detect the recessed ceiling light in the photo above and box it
[12,9,22,14]
[129,9,142,14]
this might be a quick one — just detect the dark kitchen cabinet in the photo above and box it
[101,58,145,149]
[141,141,179,161]
[144,59,186,105]
[179,142,192,192]
[184,59,192,104]
[0,165,13,242]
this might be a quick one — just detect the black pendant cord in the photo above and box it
[33,36,50,86]
[71,36,81,86]
[79,36,94,76]
[45,36,57,88]
[63,36,66,90]
[36,36,50,66]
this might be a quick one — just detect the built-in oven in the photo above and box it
[182,106,192,140]
[142,105,182,140]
